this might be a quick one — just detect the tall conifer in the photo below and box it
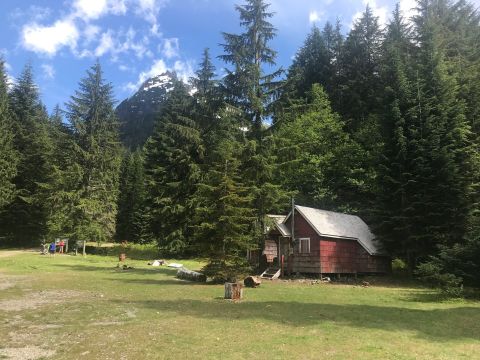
[0,60,16,212]
[66,62,121,242]
[4,64,53,245]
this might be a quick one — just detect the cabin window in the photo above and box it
[298,238,310,254]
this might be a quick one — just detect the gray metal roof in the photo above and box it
[266,215,291,236]
[288,205,385,256]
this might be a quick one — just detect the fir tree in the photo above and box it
[339,5,383,132]
[116,149,147,243]
[275,84,366,212]
[194,110,255,281]
[66,62,121,243]
[0,59,16,211]
[3,64,54,245]
[220,0,288,247]
[375,5,416,259]
[143,80,203,254]
[44,105,81,239]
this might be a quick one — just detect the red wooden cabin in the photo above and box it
[261,205,390,275]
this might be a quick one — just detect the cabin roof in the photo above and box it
[266,215,291,237]
[283,205,386,256]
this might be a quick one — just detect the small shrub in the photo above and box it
[391,258,408,276]
[415,262,463,297]
[202,256,251,283]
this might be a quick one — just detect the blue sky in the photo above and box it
[0,0,478,111]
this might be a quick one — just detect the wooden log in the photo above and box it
[244,276,261,288]
[176,268,207,282]
[224,282,243,300]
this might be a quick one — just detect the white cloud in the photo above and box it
[351,0,388,29]
[84,24,101,44]
[91,27,153,60]
[22,19,79,56]
[309,10,323,24]
[162,38,179,59]
[73,0,108,20]
[41,64,55,79]
[135,0,168,35]
[124,58,168,91]
[173,60,194,83]
[400,0,418,21]
[95,30,115,57]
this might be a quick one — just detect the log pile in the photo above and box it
[176,267,207,282]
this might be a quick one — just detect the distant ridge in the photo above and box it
[116,71,177,149]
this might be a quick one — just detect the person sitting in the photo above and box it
[48,241,56,256]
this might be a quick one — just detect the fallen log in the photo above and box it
[244,276,261,288]
[176,267,207,282]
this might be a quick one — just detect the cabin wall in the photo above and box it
[356,247,391,273]
[263,239,278,263]
[319,238,358,273]
[285,212,322,273]
[284,210,390,274]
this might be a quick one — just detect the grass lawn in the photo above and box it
[0,250,479,360]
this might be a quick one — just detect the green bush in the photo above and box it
[391,258,408,276]
[415,262,463,297]
[202,256,252,283]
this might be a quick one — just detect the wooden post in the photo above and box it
[224,282,243,300]
[82,240,86,257]
[281,255,285,278]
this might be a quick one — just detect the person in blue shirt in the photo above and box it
[48,241,56,256]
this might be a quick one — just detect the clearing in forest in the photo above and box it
[0,250,479,360]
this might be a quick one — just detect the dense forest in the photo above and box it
[1,0,479,289]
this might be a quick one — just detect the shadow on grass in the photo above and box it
[110,298,480,341]
[51,263,180,275]
[112,278,199,286]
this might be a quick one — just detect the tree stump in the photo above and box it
[244,276,261,288]
[224,282,243,300]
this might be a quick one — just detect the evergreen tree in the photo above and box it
[375,5,417,259]
[44,105,81,239]
[275,84,366,212]
[283,21,343,106]
[2,64,54,245]
[143,80,203,254]
[0,59,16,212]
[220,0,288,248]
[116,149,147,243]
[338,5,383,132]
[194,110,255,281]
[66,62,121,243]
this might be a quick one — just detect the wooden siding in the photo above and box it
[263,239,278,263]
[320,238,357,273]
[283,209,390,274]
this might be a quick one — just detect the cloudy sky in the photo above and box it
[0,0,478,111]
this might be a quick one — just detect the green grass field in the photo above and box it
[0,250,479,360]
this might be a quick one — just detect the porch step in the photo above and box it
[260,267,281,280]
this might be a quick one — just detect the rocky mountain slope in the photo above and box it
[116,71,177,148]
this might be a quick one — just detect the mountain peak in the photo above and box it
[138,71,176,93]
